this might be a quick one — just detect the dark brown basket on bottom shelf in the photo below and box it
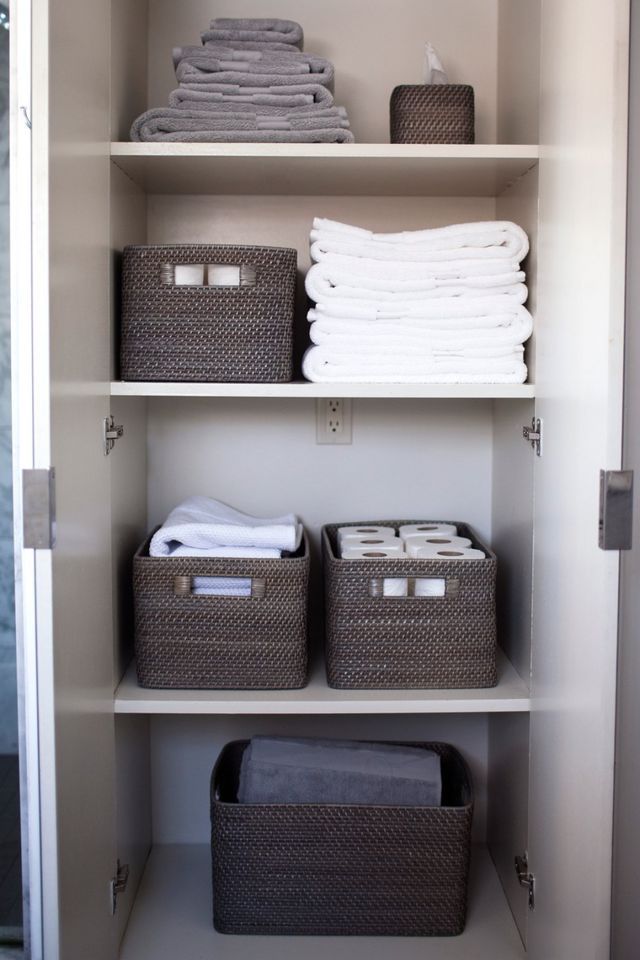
[211,739,473,936]
[120,244,297,382]
[390,84,475,144]
[323,521,497,689]
[133,532,309,689]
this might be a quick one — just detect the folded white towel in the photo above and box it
[192,576,252,597]
[302,346,528,383]
[308,291,529,321]
[307,307,533,345]
[310,218,529,264]
[305,261,527,302]
[149,496,302,557]
[167,545,282,559]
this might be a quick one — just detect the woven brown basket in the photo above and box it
[390,85,474,144]
[133,532,309,689]
[120,244,297,382]
[211,739,473,936]
[323,521,497,690]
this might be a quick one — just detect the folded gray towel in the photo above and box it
[168,88,348,118]
[172,80,334,107]
[237,737,442,806]
[203,18,303,50]
[172,47,334,85]
[130,108,355,143]
[175,60,334,91]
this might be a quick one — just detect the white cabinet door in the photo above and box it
[527,1,629,957]
[20,0,118,957]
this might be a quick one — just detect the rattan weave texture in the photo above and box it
[323,521,496,690]
[390,85,475,144]
[211,739,473,936]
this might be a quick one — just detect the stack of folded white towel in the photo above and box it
[338,523,485,597]
[131,18,354,144]
[150,496,303,595]
[303,218,533,383]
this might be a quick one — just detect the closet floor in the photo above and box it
[119,844,525,960]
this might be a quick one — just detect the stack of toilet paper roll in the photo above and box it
[338,523,485,597]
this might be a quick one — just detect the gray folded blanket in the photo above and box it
[172,47,334,85]
[237,736,442,806]
[130,108,355,143]
[202,18,303,50]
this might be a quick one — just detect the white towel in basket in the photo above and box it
[149,496,302,557]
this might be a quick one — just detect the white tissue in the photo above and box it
[414,546,486,560]
[208,264,241,286]
[338,525,396,545]
[175,264,205,285]
[399,523,458,540]
[341,546,405,559]
[406,536,472,557]
[424,42,448,85]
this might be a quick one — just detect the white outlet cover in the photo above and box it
[316,398,353,445]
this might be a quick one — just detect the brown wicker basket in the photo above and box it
[133,532,309,689]
[211,739,473,936]
[390,85,474,144]
[323,521,496,690]
[120,244,297,382]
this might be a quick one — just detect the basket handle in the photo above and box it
[161,262,257,288]
[173,575,266,599]
[369,577,460,599]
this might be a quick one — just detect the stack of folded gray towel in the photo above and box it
[131,18,354,144]
[237,736,442,806]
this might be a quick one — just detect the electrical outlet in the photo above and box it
[316,398,352,444]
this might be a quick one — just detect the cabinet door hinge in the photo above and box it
[22,468,56,549]
[522,417,543,456]
[103,414,124,456]
[110,860,129,915]
[515,853,535,910]
[599,470,633,550]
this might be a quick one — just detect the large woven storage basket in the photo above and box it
[133,532,309,689]
[390,85,474,144]
[211,739,473,936]
[120,244,297,382]
[323,521,496,689]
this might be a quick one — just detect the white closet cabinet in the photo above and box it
[13,0,629,958]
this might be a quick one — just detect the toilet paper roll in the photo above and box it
[208,263,241,286]
[413,546,486,560]
[383,578,408,597]
[414,578,446,598]
[399,523,458,540]
[340,537,403,557]
[341,546,405,559]
[338,525,397,546]
[405,536,472,557]
[174,264,205,285]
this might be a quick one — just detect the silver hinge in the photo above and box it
[109,860,129,915]
[22,468,56,549]
[599,469,633,550]
[103,415,124,456]
[522,417,542,456]
[515,853,535,910]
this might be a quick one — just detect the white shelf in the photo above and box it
[114,650,530,715]
[110,142,539,197]
[119,844,525,960]
[111,380,536,400]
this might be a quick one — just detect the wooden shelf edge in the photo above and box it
[114,650,531,716]
[110,381,536,400]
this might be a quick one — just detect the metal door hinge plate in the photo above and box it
[599,470,633,550]
[103,415,124,456]
[110,860,129,915]
[22,468,56,549]
[515,853,535,910]
[523,417,543,456]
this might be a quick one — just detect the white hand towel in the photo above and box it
[149,496,302,557]
[192,576,252,597]
[168,544,282,559]
[302,346,528,383]
[308,292,530,322]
